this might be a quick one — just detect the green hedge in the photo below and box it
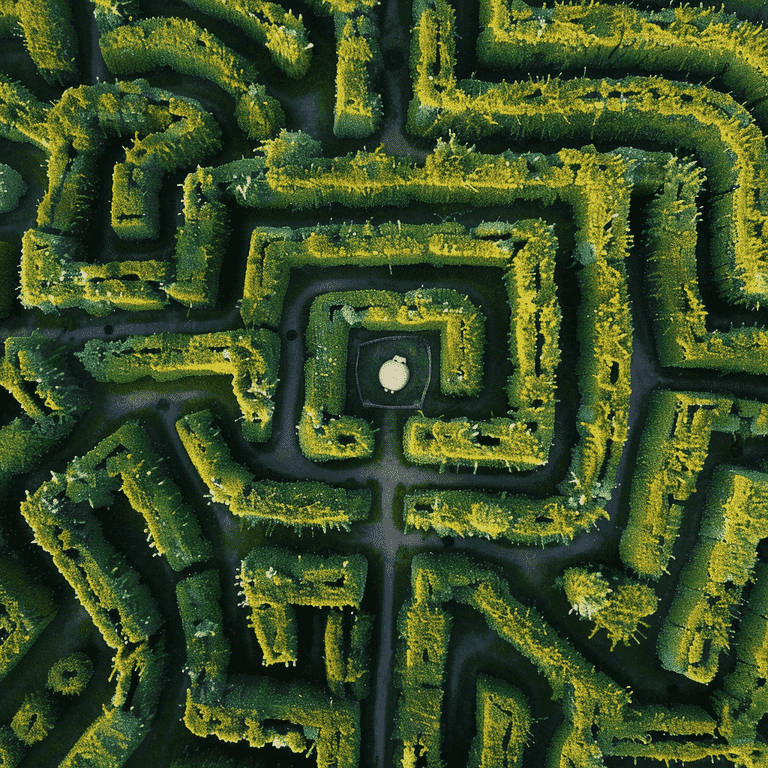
[0,558,57,682]
[619,391,740,580]
[239,548,366,667]
[47,652,93,696]
[301,287,487,463]
[100,18,283,140]
[177,0,311,77]
[394,553,630,768]
[560,566,658,650]
[177,409,371,530]
[177,571,230,695]
[410,0,768,309]
[78,329,280,442]
[190,137,633,505]
[20,81,220,314]
[0,335,86,490]
[185,675,360,768]
[403,488,609,545]
[1,0,79,85]
[11,691,57,745]
[468,675,530,768]
[658,467,768,683]
[324,609,371,700]
[0,164,26,213]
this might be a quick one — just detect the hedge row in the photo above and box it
[301,287,486,463]
[178,0,311,78]
[409,0,768,308]
[176,570,230,697]
[332,10,382,138]
[190,137,631,499]
[184,675,360,768]
[324,609,371,700]
[715,563,768,741]
[402,416,547,471]
[0,76,50,149]
[170,166,230,308]
[21,230,170,315]
[619,391,742,580]
[480,1,768,126]
[403,488,610,545]
[395,554,630,768]
[560,566,658,650]
[0,164,26,214]
[0,335,86,490]
[20,429,170,767]
[100,18,283,140]
[468,675,530,768]
[177,409,371,530]
[23,421,210,576]
[0,0,78,85]
[0,558,56,682]
[239,548,367,666]
[78,329,280,442]
[658,466,768,683]
[19,81,220,315]
[645,157,768,373]
[21,480,160,648]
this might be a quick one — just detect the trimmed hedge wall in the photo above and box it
[0,558,57,682]
[0,335,86,491]
[620,392,768,580]
[177,409,371,531]
[100,18,283,140]
[79,329,280,442]
[300,287,488,463]
[18,81,221,315]
[658,466,768,683]
[410,0,768,310]
[239,547,367,666]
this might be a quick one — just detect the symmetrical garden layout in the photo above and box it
[3,0,768,766]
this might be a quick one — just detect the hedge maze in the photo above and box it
[4,0,768,765]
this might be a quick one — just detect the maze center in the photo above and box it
[4,0,768,766]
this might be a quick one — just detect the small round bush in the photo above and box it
[0,165,26,214]
[10,691,57,745]
[47,652,93,696]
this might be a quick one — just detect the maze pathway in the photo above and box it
[2,0,768,766]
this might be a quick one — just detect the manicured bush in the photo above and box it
[185,675,360,768]
[561,566,658,650]
[11,691,57,745]
[658,466,768,683]
[177,0,312,77]
[0,164,26,213]
[59,706,148,768]
[240,548,367,668]
[0,335,87,490]
[468,675,530,768]
[177,571,230,694]
[0,558,56,682]
[333,12,382,138]
[404,488,609,545]
[14,0,79,85]
[79,330,280,442]
[100,18,284,140]
[177,409,371,530]
[20,81,220,314]
[324,609,371,700]
[47,652,93,696]
[410,0,768,309]
[619,391,736,580]
[301,287,488,463]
